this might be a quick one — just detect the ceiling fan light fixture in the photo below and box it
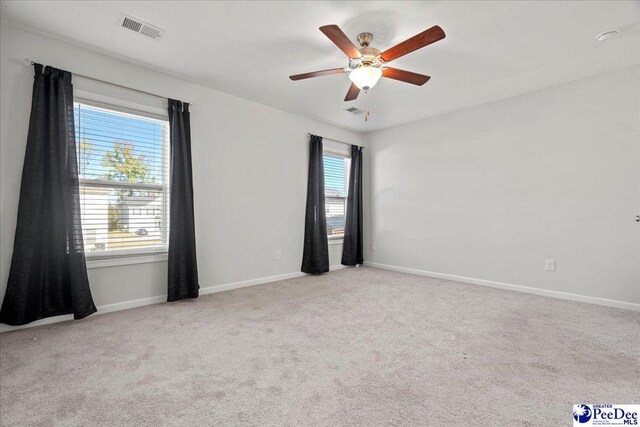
[349,66,382,91]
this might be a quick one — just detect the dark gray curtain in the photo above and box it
[167,99,199,302]
[301,134,329,274]
[0,64,96,326]
[342,145,364,266]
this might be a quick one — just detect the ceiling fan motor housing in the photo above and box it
[355,32,383,69]
[359,47,381,58]
[354,47,383,69]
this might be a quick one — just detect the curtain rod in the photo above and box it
[25,59,193,106]
[307,133,363,149]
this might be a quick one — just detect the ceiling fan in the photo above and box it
[289,24,446,101]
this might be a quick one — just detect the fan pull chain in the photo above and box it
[363,90,371,122]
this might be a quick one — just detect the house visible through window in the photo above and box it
[323,151,350,238]
[75,102,170,256]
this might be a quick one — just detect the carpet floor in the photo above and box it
[0,267,638,426]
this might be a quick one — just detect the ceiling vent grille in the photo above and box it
[140,25,161,39]
[119,14,163,40]
[345,107,364,115]
[122,16,142,33]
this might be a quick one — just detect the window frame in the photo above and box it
[322,145,351,242]
[74,97,171,265]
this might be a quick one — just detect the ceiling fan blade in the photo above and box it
[344,83,360,101]
[289,68,346,81]
[319,25,362,59]
[380,25,445,62]
[382,68,431,86]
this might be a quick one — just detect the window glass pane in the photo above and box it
[326,197,347,237]
[75,103,169,255]
[323,153,350,237]
[323,155,349,197]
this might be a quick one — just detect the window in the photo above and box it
[323,151,350,239]
[75,101,170,257]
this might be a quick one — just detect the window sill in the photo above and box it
[86,252,168,269]
[328,238,344,245]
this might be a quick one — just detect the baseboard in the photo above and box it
[0,264,349,333]
[199,264,345,296]
[0,314,75,333]
[199,271,306,296]
[365,262,640,312]
[0,293,170,333]
[98,294,168,314]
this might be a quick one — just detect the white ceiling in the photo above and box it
[2,1,639,132]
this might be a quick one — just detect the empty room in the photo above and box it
[0,1,638,426]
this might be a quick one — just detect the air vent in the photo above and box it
[140,25,161,39]
[119,14,163,40]
[345,107,364,115]
[122,16,142,32]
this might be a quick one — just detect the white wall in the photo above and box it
[365,66,640,305]
[0,24,363,317]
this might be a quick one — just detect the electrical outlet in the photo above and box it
[275,250,282,260]
[370,243,376,251]
[545,259,556,272]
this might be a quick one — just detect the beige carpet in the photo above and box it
[1,267,638,426]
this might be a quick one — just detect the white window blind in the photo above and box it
[75,102,170,257]
[323,152,350,238]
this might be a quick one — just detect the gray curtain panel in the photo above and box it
[167,99,199,301]
[342,145,364,266]
[301,134,329,274]
[1,64,96,326]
